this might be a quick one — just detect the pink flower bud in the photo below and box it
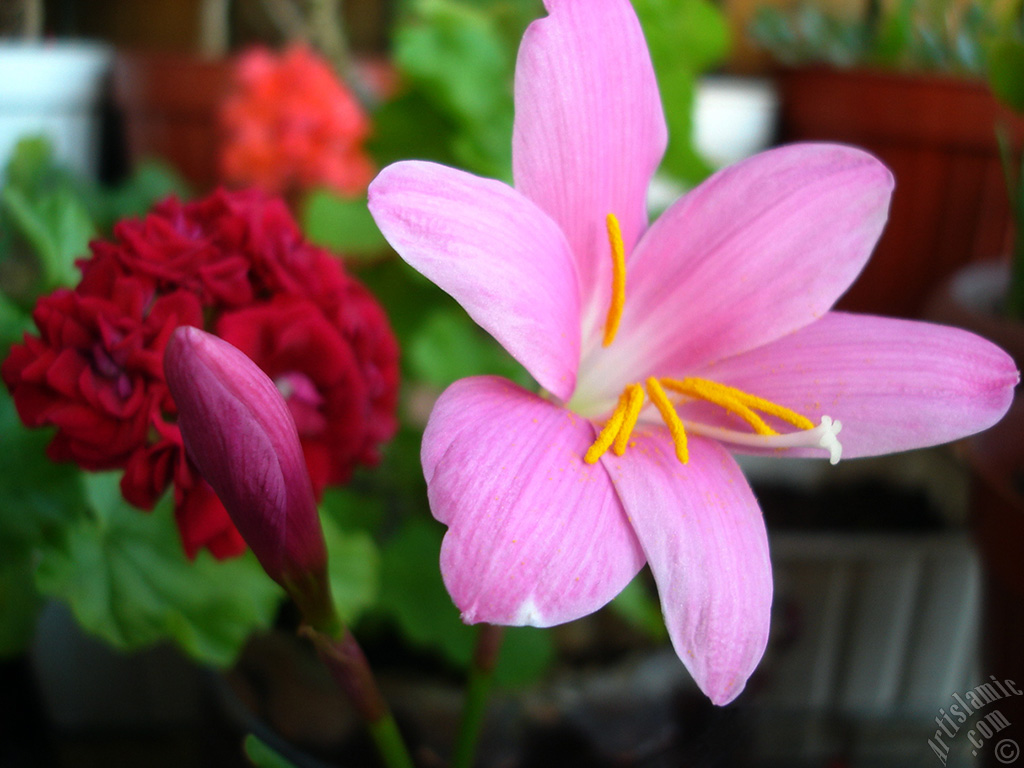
[164,326,328,590]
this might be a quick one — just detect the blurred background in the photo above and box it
[1,1,1022,767]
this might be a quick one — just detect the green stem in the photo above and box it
[452,624,505,768]
[301,623,415,768]
[369,712,413,768]
[291,571,412,768]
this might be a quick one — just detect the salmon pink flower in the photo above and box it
[220,45,375,199]
[368,0,1019,705]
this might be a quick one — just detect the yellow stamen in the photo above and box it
[723,386,816,431]
[584,388,633,464]
[663,377,814,434]
[602,213,626,347]
[583,377,826,467]
[662,378,774,435]
[646,378,688,464]
[612,383,645,456]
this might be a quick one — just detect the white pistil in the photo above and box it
[686,415,844,465]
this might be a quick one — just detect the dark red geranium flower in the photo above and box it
[3,188,399,559]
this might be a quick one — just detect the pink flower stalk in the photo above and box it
[368,0,1020,705]
[164,326,328,599]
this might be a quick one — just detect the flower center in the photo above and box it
[587,213,843,466]
[584,376,843,466]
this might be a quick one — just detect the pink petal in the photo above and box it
[513,0,667,345]
[581,144,893,393]
[602,430,772,705]
[369,161,581,401]
[693,312,1019,458]
[423,375,646,626]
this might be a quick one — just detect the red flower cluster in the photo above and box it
[2,189,399,558]
[220,45,375,199]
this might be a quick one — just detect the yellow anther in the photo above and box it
[662,378,775,435]
[602,213,627,347]
[720,386,815,432]
[646,378,689,464]
[612,383,645,456]
[584,388,632,464]
[663,377,814,434]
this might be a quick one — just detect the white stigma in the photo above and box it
[815,416,843,465]
[686,415,844,464]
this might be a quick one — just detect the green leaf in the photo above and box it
[609,573,668,641]
[34,473,281,667]
[0,394,87,555]
[397,0,509,125]
[1,184,95,290]
[4,137,56,190]
[407,307,528,389]
[300,191,389,258]
[0,552,42,657]
[987,35,1024,113]
[389,0,515,178]
[244,734,301,768]
[0,292,32,357]
[369,89,461,169]
[633,0,730,183]
[321,512,381,624]
[494,625,555,688]
[378,518,472,660]
[92,161,192,232]
[376,518,553,687]
[320,486,388,534]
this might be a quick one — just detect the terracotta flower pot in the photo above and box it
[928,261,1024,765]
[777,67,1024,319]
[112,51,233,192]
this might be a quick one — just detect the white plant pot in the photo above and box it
[694,75,778,169]
[0,41,111,181]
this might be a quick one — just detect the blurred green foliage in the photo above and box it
[0,137,189,308]
[635,0,730,182]
[749,0,1005,73]
[990,21,1024,319]
[244,734,301,768]
[34,473,281,666]
[374,0,728,184]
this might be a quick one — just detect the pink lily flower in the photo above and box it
[164,327,329,608]
[368,0,1019,704]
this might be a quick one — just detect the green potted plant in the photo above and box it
[750,0,1024,319]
